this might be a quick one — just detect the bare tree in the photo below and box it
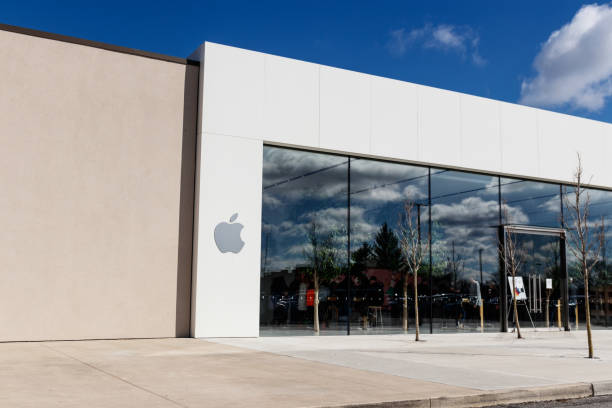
[500,205,527,339]
[398,201,428,341]
[563,153,605,358]
[447,241,464,291]
[304,220,341,335]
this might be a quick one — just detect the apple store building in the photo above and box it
[2,23,612,341]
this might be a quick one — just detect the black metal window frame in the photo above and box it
[498,225,569,332]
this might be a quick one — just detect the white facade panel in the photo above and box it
[319,66,371,155]
[418,86,461,167]
[538,110,580,183]
[192,41,612,338]
[198,41,612,187]
[202,43,265,139]
[602,125,612,188]
[263,54,319,146]
[579,120,608,187]
[192,132,262,337]
[500,102,540,177]
[460,94,502,173]
[370,76,419,161]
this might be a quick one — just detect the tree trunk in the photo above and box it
[403,274,408,332]
[512,274,522,339]
[414,270,420,341]
[605,292,609,327]
[314,271,320,335]
[584,268,593,358]
[545,291,551,328]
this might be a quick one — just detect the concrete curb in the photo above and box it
[430,383,592,408]
[334,381,612,408]
[592,380,612,396]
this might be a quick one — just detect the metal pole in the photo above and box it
[603,218,608,327]
[498,176,503,224]
[452,241,456,289]
[499,225,508,332]
[560,233,570,331]
[479,248,483,287]
[428,168,433,334]
[417,203,422,333]
[498,177,505,332]
[347,157,351,335]
[417,204,422,245]
[479,245,485,332]
[263,232,270,274]
[559,186,570,331]
[560,184,564,227]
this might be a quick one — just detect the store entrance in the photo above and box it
[499,225,569,332]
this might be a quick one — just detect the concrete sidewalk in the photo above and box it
[1,331,611,407]
[214,329,612,391]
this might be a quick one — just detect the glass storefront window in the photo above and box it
[587,189,612,329]
[260,145,612,335]
[507,231,562,329]
[501,178,561,228]
[564,187,612,329]
[430,170,500,332]
[260,147,348,336]
[349,158,429,334]
[501,179,563,330]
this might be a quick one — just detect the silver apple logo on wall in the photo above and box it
[214,213,245,254]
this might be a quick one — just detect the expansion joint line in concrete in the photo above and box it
[41,344,189,408]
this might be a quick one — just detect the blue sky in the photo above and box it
[4,1,612,123]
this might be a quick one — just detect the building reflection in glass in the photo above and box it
[430,170,500,332]
[260,145,612,335]
[260,147,348,335]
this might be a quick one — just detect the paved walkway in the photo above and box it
[214,329,612,391]
[1,330,611,407]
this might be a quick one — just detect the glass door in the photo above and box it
[500,226,569,332]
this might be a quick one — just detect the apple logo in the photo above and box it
[214,213,245,254]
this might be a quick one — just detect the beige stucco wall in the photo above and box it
[0,29,197,341]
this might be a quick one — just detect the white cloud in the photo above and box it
[430,25,466,50]
[351,182,427,205]
[387,23,485,66]
[387,28,417,57]
[262,194,282,208]
[429,197,527,270]
[264,150,430,206]
[541,196,561,213]
[263,147,348,202]
[432,196,528,225]
[520,3,612,111]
